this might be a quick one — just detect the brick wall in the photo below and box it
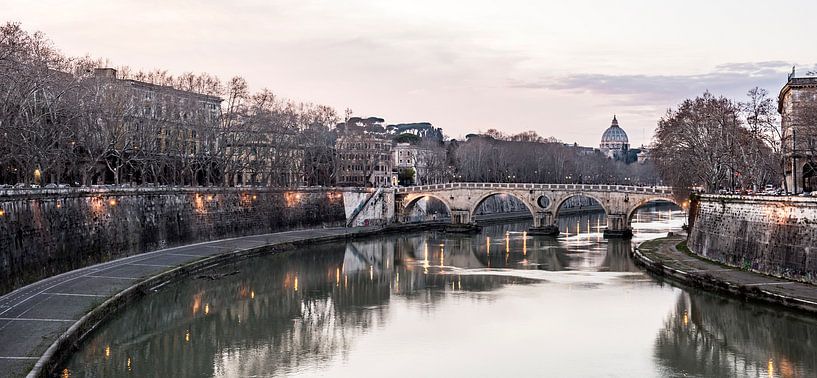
[688,195,817,284]
[0,187,347,294]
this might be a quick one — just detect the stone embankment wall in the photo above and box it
[687,195,817,284]
[0,187,349,294]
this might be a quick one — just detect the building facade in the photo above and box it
[335,117,394,187]
[91,68,223,185]
[778,69,817,193]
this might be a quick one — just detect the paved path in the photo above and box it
[635,235,817,314]
[0,226,377,377]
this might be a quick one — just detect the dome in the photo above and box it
[600,115,629,150]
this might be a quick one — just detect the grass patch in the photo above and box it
[676,241,690,254]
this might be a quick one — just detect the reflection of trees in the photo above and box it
[66,214,689,377]
[654,290,817,377]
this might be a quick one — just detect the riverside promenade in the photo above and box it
[0,226,385,377]
[634,235,817,314]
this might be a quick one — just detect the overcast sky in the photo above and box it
[4,0,817,146]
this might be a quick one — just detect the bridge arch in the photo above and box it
[552,192,610,219]
[625,196,681,225]
[469,191,536,222]
[401,194,453,220]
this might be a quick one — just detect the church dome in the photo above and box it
[600,115,629,150]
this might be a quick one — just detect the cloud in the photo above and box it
[509,61,816,106]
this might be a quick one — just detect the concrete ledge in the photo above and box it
[25,223,444,377]
[633,236,817,315]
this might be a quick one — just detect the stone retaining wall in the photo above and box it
[0,187,348,294]
[688,195,817,284]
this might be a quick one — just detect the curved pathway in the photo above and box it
[634,235,817,314]
[0,226,379,377]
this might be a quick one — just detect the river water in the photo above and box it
[62,208,817,377]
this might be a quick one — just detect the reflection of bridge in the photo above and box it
[395,183,680,237]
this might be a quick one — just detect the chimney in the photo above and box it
[93,68,117,79]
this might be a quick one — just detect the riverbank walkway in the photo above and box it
[635,235,817,314]
[0,226,381,377]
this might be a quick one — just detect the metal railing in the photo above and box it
[393,182,674,195]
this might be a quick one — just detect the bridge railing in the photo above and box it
[394,182,673,195]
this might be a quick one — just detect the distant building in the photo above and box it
[778,68,817,193]
[599,115,629,160]
[335,117,394,187]
[91,68,222,184]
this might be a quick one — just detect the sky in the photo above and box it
[4,0,817,146]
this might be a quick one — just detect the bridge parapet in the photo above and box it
[395,182,673,195]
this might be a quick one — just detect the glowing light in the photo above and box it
[0,209,5,217]
[505,234,509,254]
[204,303,210,315]
[62,368,70,378]
[185,330,190,342]
[768,359,774,377]
[294,276,299,291]
[344,274,348,288]
[127,357,132,371]
[252,195,257,200]
[108,198,117,206]
[423,243,430,270]
[206,195,213,201]
[104,345,110,358]
[683,313,689,326]
[336,268,340,286]
[192,294,202,314]
[486,237,491,255]
[522,232,527,256]
[369,265,374,281]
[250,290,255,299]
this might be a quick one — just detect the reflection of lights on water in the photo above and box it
[683,312,689,326]
[369,265,373,281]
[127,357,132,371]
[294,276,299,291]
[486,237,491,255]
[185,330,190,342]
[505,234,509,254]
[250,290,255,299]
[768,359,774,377]
[344,274,348,288]
[192,294,202,315]
[104,345,110,358]
[335,268,340,286]
[204,304,210,315]
[523,232,527,255]
[62,368,70,378]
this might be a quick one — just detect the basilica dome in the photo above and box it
[600,115,629,150]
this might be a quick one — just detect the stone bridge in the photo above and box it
[394,182,680,237]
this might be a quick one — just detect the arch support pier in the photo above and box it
[603,213,633,238]
[446,209,481,233]
[528,211,560,236]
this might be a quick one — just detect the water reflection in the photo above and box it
[62,209,817,377]
[655,288,817,377]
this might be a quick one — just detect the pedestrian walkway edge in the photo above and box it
[632,236,817,315]
[27,228,390,378]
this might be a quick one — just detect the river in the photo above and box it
[61,207,817,377]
